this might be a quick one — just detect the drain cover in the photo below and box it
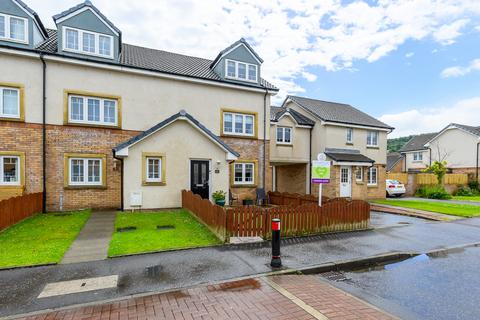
[157,225,175,230]
[319,271,349,282]
[117,226,137,232]
[145,265,163,277]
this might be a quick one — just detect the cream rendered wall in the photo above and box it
[0,53,43,123]
[429,128,479,168]
[270,115,310,163]
[0,53,270,138]
[123,120,230,209]
[404,151,429,171]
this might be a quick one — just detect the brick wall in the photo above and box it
[275,163,307,194]
[367,165,386,199]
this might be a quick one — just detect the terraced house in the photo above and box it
[0,0,278,210]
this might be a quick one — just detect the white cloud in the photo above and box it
[441,58,480,78]
[405,52,415,58]
[26,0,480,99]
[380,97,480,138]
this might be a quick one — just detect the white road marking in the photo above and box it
[38,275,118,298]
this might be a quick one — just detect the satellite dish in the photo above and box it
[317,153,327,161]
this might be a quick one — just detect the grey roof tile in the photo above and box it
[450,123,480,137]
[387,152,403,171]
[113,110,239,157]
[324,149,374,163]
[286,95,393,129]
[270,106,315,126]
[399,133,437,152]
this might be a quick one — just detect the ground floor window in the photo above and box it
[355,166,363,182]
[142,152,166,186]
[367,166,377,185]
[64,153,106,188]
[233,161,256,186]
[0,154,20,185]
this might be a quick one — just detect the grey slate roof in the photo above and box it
[32,30,278,91]
[450,123,480,137]
[387,152,403,171]
[14,0,48,38]
[399,133,437,152]
[270,106,315,126]
[286,96,393,130]
[113,110,239,157]
[210,38,264,68]
[324,148,374,163]
[52,0,121,35]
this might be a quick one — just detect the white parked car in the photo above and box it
[386,179,406,197]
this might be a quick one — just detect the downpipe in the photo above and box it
[40,54,47,213]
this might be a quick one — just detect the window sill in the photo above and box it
[276,143,293,147]
[356,181,364,185]
[64,185,107,190]
[0,116,24,122]
[231,184,257,188]
[142,181,166,186]
[221,133,258,140]
[0,185,24,190]
[367,184,378,188]
[65,122,121,130]
[366,146,380,149]
[346,142,354,145]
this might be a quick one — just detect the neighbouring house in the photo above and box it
[270,96,394,200]
[0,0,279,209]
[387,152,404,173]
[399,124,480,181]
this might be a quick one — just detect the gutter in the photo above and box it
[113,151,124,211]
[40,54,47,213]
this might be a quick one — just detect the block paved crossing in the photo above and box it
[17,275,395,320]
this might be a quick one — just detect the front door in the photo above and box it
[339,166,352,198]
[190,160,210,199]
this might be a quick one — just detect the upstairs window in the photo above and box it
[0,14,28,43]
[67,93,119,127]
[276,126,292,144]
[225,59,258,82]
[413,152,423,161]
[223,111,255,137]
[62,27,113,59]
[367,131,379,147]
[0,87,20,119]
[346,128,353,143]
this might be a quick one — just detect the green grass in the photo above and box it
[373,200,480,217]
[0,210,91,269]
[452,196,480,202]
[108,210,222,257]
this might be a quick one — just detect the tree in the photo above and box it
[423,161,448,185]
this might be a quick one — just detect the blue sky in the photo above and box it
[30,0,480,137]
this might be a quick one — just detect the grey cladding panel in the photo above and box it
[0,0,34,48]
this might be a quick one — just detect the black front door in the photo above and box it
[190,160,209,199]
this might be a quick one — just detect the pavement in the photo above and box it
[61,211,116,264]
[397,197,480,206]
[2,215,480,318]
[370,203,462,221]
[13,275,395,320]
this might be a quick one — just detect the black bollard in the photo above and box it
[270,218,282,268]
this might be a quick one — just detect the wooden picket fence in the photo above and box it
[268,191,329,206]
[0,192,43,231]
[182,190,370,242]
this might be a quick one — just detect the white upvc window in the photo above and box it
[223,112,255,136]
[225,59,258,82]
[146,157,162,182]
[62,27,114,59]
[234,162,255,185]
[346,128,353,143]
[367,166,377,185]
[413,152,423,161]
[68,95,118,126]
[0,13,28,44]
[0,155,20,185]
[0,87,20,118]
[276,126,292,144]
[355,166,363,182]
[69,158,102,186]
[367,131,379,147]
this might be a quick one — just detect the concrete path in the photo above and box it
[370,203,462,221]
[399,197,480,206]
[61,211,116,264]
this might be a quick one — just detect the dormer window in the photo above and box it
[62,27,113,59]
[225,59,257,82]
[0,13,28,43]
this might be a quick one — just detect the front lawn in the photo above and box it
[108,210,221,257]
[0,210,91,269]
[452,196,480,202]
[372,200,480,217]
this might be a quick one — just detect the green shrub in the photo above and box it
[455,186,474,196]
[468,180,479,192]
[416,185,452,199]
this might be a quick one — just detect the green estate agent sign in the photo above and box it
[311,160,331,184]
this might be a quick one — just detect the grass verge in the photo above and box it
[372,200,480,217]
[108,210,222,257]
[0,210,91,269]
[452,196,480,202]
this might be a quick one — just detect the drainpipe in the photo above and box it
[429,147,432,166]
[40,54,47,213]
[113,151,124,211]
[263,88,268,190]
[308,126,312,194]
[476,142,480,183]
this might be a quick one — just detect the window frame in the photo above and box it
[0,155,20,186]
[413,152,423,161]
[0,86,20,119]
[231,160,257,187]
[222,110,257,138]
[224,59,258,83]
[0,83,24,121]
[0,13,28,44]
[64,154,106,188]
[276,126,293,145]
[145,157,162,183]
[355,166,363,182]
[142,153,166,186]
[367,131,379,147]
[62,26,114,59]
[367,166,378,186]
[346,128,353,144]
[64,90,121,128]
